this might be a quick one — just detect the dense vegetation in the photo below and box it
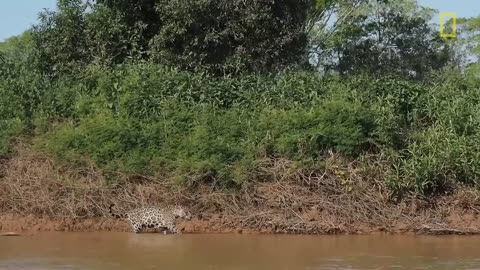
[1,0,480,198]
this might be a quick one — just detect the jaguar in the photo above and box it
[109,204,191,233]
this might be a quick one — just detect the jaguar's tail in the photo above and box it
[109,204,126,219]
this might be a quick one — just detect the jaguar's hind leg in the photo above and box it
[128,220,138,233]
[131,222,142,233]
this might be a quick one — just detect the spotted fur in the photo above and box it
[109,204,191,233]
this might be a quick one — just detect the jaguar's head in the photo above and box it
[173,206,192,220]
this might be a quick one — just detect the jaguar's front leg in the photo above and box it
[167,225,176,234]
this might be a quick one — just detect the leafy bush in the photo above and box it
[0,84,22,155]
[3,52,480,197]
[29,64,480,196]
[255,99,376,158]
[35,94,378,187]
[0,119,23,155]
[392,125,480,195]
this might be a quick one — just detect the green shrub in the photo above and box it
[0,119,23,155]
[0,65,24,154]
[255,99,376,158]
[35,106,256,186]
[35,94,378,187]
[14,62,480,196]
[391,125,480,195]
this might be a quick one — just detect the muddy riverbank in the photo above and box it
[2,210,480,235]
[1,146,480,235]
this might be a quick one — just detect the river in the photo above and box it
[1,233,480,269]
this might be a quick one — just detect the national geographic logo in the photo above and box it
[440,12,457,38]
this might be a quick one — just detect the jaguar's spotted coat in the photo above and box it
[109,204,191,233]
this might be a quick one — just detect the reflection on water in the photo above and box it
[1,233,480,270]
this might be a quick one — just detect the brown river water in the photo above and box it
[1,233,480,270]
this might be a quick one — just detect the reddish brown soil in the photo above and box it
[0,214,238,235]
[2,210,480,235]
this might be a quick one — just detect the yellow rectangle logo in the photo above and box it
[440,12,457,38]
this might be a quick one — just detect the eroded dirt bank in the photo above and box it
[1,146,480,235]
[2,212,480,235]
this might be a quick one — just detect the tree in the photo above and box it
[309,0,453,79]
[32,0,314,76]
[147,0,313,75]
[456,16,480,77]
[86,0,160,64]
[307,0,365,72]
[0,31,34,56]
[0,31,45,131]
[32,0,88,78]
